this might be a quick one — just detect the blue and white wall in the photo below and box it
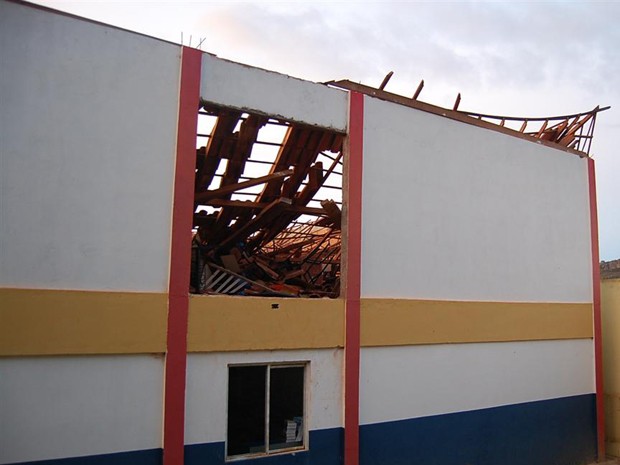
[358,95,597,465]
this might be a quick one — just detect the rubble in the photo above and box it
[190,101,343,298]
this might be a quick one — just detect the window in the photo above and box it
[227,363,306,459]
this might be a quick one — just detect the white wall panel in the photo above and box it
[185,349,343,445]
[361,96,592,302]
[201,54,348,131]
[360,339,594,426]
[0,355,164,464]
[0,2,180,292]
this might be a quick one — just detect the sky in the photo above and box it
[32,0,620,260]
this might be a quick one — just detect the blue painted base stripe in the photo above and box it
[185,427,342,465]
[7,448,161,465]
[6,395,596,465]
[360,394,597,465]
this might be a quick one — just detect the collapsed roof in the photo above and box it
[191,75,608,298]
[330,77,609,156]
[191,102,344,298]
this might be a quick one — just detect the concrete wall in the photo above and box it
[201,54,348,132]
[360,96,592,303]
[360,339,594,426]
[603,278,620,457]
[357,94,596,465]
[0,3,181,464]
[0,355,164,464]
[0,0,180,293]
[185,349,343,444]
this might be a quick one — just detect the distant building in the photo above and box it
[602,260,620,458]
[0,1,607,465]
[602,259,620,280]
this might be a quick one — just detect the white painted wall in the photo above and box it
[361,96,593,302]
[201,54,348,132]
[0,355,164,464]
[359,339,594,426]
[185,349,343,445]
[0,2,180,292]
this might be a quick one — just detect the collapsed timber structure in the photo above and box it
[191,103,344,297]
[191,74,608,299]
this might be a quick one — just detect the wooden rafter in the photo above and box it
[195,110,242,191]
[194,169,293,204]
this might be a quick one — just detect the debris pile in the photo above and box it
[190,102,344,298]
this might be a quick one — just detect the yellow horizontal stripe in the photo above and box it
[188,295,344,352]
[0,288,168,356]
[1,290,594,355]
[361,299,593,347]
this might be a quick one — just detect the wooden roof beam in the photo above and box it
[194,169,293,204]
[412,79,424,100]
[195,110,242,191]
[379,71,394,90]
[194,199,327,217]
[218,198,292,250]
[218,114,268,198]
[558,111,596,147]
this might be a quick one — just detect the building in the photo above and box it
[0,1,607,464]
[602,260,620,458]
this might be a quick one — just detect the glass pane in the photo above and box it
[227,365,266,456]
[269,366,304,450]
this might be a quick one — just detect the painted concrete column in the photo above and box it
[163,46,202,465]
[344,91,364,465]
[588,157,606,461]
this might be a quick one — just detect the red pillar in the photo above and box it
[344,91,364,465]
[163,46,202,465]
[588,157,606,462]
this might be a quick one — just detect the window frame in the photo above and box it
[225,361,309,461]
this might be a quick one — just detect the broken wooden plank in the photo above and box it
[413,80,424,100]
[195,169,293,204]
[282,132,327,198]
[535,120,549,138]
[196,199,327,217]
[284,269,305,280]
[379,71,394,90]
[558,111,595,147]
[253,257,280,280]
[218,114,268,197]
[320,199,341,229]
[195,110,242,191]
[218,198,292,250]
[256,126,304,203]
[453,93,461,111]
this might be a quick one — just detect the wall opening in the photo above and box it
[227,363,306,459]
[191,102,344,298]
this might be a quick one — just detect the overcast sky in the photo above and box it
[32,0,620,260]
